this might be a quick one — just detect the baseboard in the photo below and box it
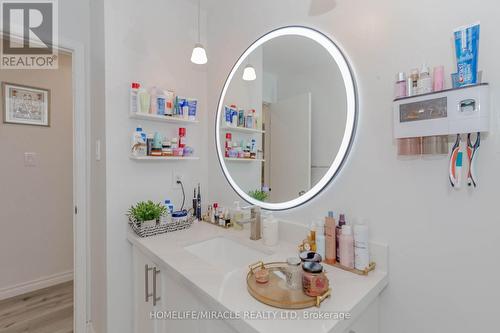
[0,270,73,301]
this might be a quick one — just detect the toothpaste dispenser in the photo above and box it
[393,83,490,138]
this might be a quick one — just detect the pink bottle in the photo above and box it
[433,66,445,92]
[339,225,354,269]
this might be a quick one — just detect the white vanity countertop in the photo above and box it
[127,221,388,333]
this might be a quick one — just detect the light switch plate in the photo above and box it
[24,152,37,167]
[95,140,101,161]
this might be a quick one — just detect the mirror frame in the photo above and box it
[215,26,358,210]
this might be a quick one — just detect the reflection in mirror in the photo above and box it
[217,27,356,209]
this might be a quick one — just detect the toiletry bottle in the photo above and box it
[225,106,233,127]
[179,127,186,148]
[308,225,317,252]
[262,213,279,246]
[409,69,419,96]
[433,66,444,92]
[130,82,140,114]
[146,133,153,156]
[354,222,370,271]
[131,126,147,157]
[245,110,253,129]
[324,211,336,264]
[394,72,407,98]
[418,64,433,94]
[238,109,245,127]
[339,225,354,269]
[149,86,158,114]
[335,213,346,262]
[138,87,150,113]
[225,133,232,157]
[164,90,174,116]
[315,221,326,260]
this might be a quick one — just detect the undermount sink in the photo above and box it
[184,237,270,271]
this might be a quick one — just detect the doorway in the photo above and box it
[0,40,85,332]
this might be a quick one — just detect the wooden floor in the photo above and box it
[0,282,73,333]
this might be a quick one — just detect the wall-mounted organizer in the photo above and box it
[129,82,200,161]
[393,83,490,188]
[393,83,489,138]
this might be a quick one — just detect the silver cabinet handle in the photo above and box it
[153,267,161,306]
[145,265,153,302]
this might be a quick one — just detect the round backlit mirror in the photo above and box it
[216,26,358,210]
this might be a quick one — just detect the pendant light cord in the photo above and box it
[197,0,201,43]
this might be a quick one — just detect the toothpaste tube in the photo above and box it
[453,22,480,87]
[187,98,197,121]
[224,106,232,126]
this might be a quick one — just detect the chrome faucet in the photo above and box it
[241,205,262,240]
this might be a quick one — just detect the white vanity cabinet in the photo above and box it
[343,298,379,333]
[133,247,163,333]
[133,246,236,333]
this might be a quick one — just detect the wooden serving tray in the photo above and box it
[246,261,331,309]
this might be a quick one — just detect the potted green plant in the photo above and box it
[127,200,167,227]
[248,190,268,202]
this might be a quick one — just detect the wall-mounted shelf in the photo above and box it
[130,112,199,124]
[224,157,265,163]
[221,126,265,134]
[130,155,200,161]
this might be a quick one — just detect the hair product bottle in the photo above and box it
[336,213,346,262]
[339,225,354,269]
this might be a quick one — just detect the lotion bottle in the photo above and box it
[354,222,370,271]
[315,221,326,260]
[324,211,336,264]
[339,225,354,269]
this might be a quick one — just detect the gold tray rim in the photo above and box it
[246,261,331,309]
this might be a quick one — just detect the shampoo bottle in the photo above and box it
[354,222,370,271]
[339,225,354,269]
[324,211,336,264]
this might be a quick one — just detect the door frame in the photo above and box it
[0,33,90,333]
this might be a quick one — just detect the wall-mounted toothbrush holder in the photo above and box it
[393,83,490,139]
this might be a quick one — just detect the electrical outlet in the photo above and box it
[172,171,183,188]
[24,152,37,167]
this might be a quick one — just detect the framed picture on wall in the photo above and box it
[1,82,50,127]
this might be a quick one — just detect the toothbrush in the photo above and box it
[449,134,461,187]
[455,152,463,189]
[466,132,480,187]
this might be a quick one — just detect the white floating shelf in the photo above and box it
[130,155,200,161]
[130,112,199,124]
[224,158,265,162]
[221,126,265,134]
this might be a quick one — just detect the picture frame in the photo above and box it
[1,82,51,127]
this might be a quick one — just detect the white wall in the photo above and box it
[0,53,73,298]
[206,1,500,332]
[89,0,107,331]
[102,0,208,332]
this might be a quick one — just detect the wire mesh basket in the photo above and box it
[129,215,195,237]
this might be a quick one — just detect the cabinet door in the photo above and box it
[133,247,158,333]
[158,268,201,333]
[344,298,379,333]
